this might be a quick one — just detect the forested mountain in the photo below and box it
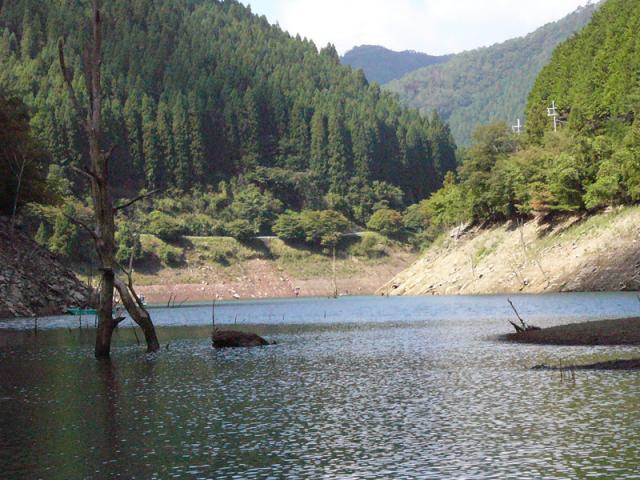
[0,0,457,223]
[341,45,452,85]
[387,3,599,146]
[526,0,640,140]
[403,0,640,241]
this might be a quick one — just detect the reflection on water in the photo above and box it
[0,294,639,479]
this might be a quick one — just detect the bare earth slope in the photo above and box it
[380,207,640,296]
[134,235,416,304]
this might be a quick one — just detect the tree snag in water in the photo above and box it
[507,299,541,333]
[58,0,159,358]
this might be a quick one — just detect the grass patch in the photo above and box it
[185,236,265,266]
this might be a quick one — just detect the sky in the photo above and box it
[241,0,591,56]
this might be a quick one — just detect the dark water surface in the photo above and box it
[1,294,639,479]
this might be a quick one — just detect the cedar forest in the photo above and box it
[1,0,639,264]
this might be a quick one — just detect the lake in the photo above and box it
[1,293,639,479]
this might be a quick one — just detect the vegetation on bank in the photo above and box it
[403,0,640,238]
[0,0,459,268]
[128,231,406,286]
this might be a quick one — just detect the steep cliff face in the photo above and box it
[380,207,640,296]
[0,218,91,318]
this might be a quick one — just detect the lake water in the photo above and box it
[1,293,639,479]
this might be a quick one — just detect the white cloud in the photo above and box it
[248,0,590,55]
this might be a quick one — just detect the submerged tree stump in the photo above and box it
[212,330,271,349]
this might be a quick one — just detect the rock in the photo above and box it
[212,330,272,349]
[0,216,91,318]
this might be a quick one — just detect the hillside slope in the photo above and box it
[341,45,452,85]
[380,207,640,296]
[386,3,598,146]
[526,0,640,139]
[0,0,454,208]
[0,218,90,318]
[128,233,417,303]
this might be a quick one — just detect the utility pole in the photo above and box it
[547,101,558,132]
[512,118,523,135]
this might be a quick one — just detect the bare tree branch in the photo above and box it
[113,190,161,213]
[57,38,88,131]
[63,212,98,242]
[103,144,117,161]
[70,165,98,182]
[9,153,27,234]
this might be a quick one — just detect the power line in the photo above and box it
[547,100,558,132]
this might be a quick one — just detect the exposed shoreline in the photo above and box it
[501,317,640,346]
[502,316,640,370]
[381,207,640,297]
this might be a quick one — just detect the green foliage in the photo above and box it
[0,92,51,214]
[347,233,388,259]
[387,4,597,146]
[366,209,404,236]
[419,0,640,229]
[115,221,141,266]
[49,203,79,258]
[140,235,184,267]
[273,211,305,243]
[145,211,185,242]
[527,0,640,141]
[0,0,457,213]
[224,219,255,241]
[341,45,452,85]
[229,185,283,234]
[181,214,225,237]
[299,210,350,247]
[273,209,349,247]
[34,222,48,247]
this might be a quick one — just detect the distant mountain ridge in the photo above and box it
[341,45,452,85]
[386,3,600,146]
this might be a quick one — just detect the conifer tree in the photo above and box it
[327,108,350,196]
[172,93,191,190]
[124,92,144,172]
[141,94,161,188]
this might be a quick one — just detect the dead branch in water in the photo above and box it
[507,299,541,333]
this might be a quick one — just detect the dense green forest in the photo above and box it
[341,45,452,85]
[386,3,598,146]
[0,0,458,241]
[404,0,640,242]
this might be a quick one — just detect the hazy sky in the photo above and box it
[242,0,591,55]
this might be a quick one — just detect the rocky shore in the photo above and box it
[0,218,91,318]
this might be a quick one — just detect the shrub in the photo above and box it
[182,213,225,236]
[299,210,349,246]
[157,243,183,266]
[140,235,184,267]
[115,221,141,265]
[225,219,255,241]
[367,208,403,236]
[229,184,283,234]
[273,211,305,242]
[348,233,387,258]
[145,211,185,242]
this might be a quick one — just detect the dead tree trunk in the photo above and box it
[9,153,27,234]
[114,276,159,352]
[58,0,159,358]
[332,245,338,298]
